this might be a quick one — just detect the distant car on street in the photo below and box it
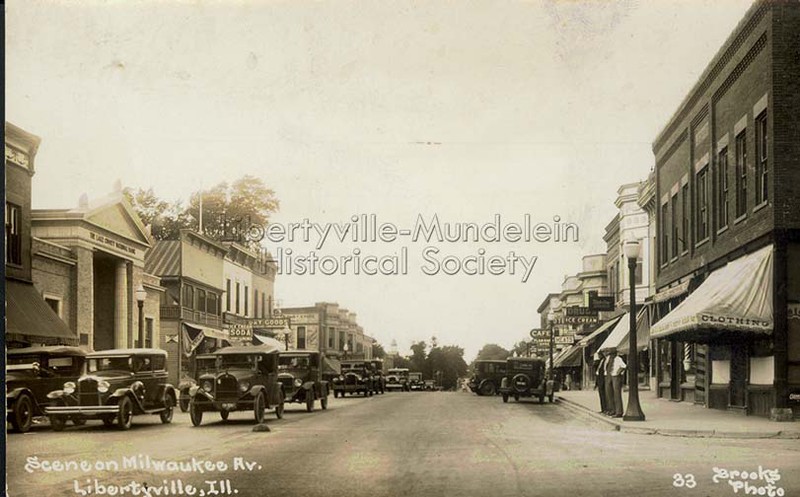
[423,379,437,391]
[188,345,285,426]
[45,348,177,431]
[468,360,507,396]
[332,360,374,397]
[385,368,410,392]
[408,372,424,391]
[499,357,555,404]
[6,346,88,433]
[277,351,330,411]
[370,359,386,395]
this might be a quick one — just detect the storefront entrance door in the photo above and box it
[729,344,747,408]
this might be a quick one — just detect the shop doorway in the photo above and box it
[729,343,748,409]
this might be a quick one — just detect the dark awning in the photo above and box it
[6,279,78,346]
[650,245,773,342]
[553,344,583,368]
[322,356,341,375]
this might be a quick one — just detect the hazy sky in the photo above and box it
[7,0,754,360]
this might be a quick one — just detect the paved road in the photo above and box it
[7,391,800,497]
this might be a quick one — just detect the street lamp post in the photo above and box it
[547,311,555,381]
[135,284,147,348]
[343,343,349,360]
[623,238,645,422]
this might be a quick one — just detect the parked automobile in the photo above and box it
[332,360,374,397]
[408,372,424,391]
[385,368,410,392]
[370,359,386,395]
[423,379,437,391]
[45,348,177,431]
[6,346,88,433]
[188,345,285,426]
[178,354,217,412]
[277,351,329,411]
[499,357,555,404]
[468,360,507,396]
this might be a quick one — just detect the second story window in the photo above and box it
[735,130,747,218]
[297,326,306,349]
[718,148,729,229]
[328,327,335,348]
[755,112,768,205]
[183,284,194,309]
[671,194,679,258]
[254,289,259,318]
[244,286,249,316]
[696,166,709,242]
[681,184,689,253]
[226,279,231,312]
[5,202,21,266]
[339,331,346,351]
[235,282,241,314]
[207,292,218,315]
[660,202,668,265]
[197,288,207,313]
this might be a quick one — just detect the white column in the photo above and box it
[114,260,129,349]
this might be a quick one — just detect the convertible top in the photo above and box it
[7,346,88,357]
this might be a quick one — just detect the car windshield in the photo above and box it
[89,356,134,373]
[196,358,216,372]
[279,356,310,370]
[218,354,258,369]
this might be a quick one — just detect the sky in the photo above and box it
[6,0,755,361]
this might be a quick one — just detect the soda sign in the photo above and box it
[228,324,253,339]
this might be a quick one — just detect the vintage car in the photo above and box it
[423,379,437,391]
[332,360,374,398]
[277,351,329,411]
[499,357,555,404]
[370,359,386,395]
[45,348,177,431]
[188,345,285,425]
[385,368,410,392]
[6,346,88,433]
[178,354,217,412]
[408,372,424,391]
[468,360,507,396]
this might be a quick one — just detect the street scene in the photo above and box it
[5,0,800,496]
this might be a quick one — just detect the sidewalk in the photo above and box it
[557,389,800,439]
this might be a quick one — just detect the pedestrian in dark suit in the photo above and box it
[603,349,615,416]
[594,351,608,414]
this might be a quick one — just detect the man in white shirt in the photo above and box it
[606,349,626,417]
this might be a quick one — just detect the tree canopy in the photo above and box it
[393,337,468,390]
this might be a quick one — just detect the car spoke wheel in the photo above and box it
[220,410,229,421]
[502,393,509,403]
[117,396,133,430]
[254,391,266,424]
[321,395,328,410]
[480,382,496,396]
[275,392,285,419]
[159,394,174,424]
[189,399,203,427]
[306,392,315,412]
[179,394,190,413]
[71,417,87,426]
[11,395,34,433]
[102,416,115,427]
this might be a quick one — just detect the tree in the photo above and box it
[409,341,428,374]
[123,187,192,240]
[428,345,468,390]
[511,340,531,358]
[372,342,386,359]
[474,344,512,362]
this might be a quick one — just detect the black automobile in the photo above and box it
[6,346,88,433]
[45,348,177,430]
[499,357,555,404]
[468,360,507,396]
[370,359,386,395]
[189,345,285,426]
[408,372,424,391]
[178,354,217,412]
[278,351,330,412]
[332,360,374,397]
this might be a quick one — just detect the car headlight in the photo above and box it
[203,381,213,392]
[63,382,76,395]
[239,381,250,392]
[339,375,345,381]
[97,380,110,393]
[293,379,302,387]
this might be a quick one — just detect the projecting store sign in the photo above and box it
[589,295,615,312]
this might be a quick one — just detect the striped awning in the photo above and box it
[578,315,623,348]
[6,279,78,346]
[553,344,583,368]
[596,308,651,354]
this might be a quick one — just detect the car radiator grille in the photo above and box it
[279,378,294,389]
[215,375,239,401]
[345,374,360,385]
[78,378,99,406]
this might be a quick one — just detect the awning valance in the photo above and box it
[553,344,583,368]
[650,245,773,341]
[6,279,78,346]
[578,315,623,348]
[182,322,229,356]
[596,308,651,354]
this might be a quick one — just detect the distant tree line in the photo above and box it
[390,337,469,391]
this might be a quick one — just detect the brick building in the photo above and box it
[280,302,374,360]
[649,1,800,419]
[5,122,76,347]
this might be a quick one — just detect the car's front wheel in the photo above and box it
[159,393,175,424]
[306,391,315,412]
[117,396,133,430]
[480,382,496,396]
[220,410,229,421]
[321,395,328,410]
[10,394,34,433]
[71,416,86,426]
[179,392,190,413]
[254,391,266,424]
[502,393,509,403]
[189,400,203,426]
[275,392,285,420]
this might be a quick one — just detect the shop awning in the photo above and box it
[553,344,583,368]
[596,308,651,355]
[253,333,285,349]
[322,356,341,375]
[650,245,773,341]
[6,279,78,346]
[577,315,623,348]
[182,322,229,356]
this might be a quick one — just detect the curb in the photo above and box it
[555,396,800,440]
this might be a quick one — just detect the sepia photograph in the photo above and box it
[4,0,800,496]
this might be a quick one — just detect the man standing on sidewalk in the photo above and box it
[595,351,608,414]
[606,349,626,418]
